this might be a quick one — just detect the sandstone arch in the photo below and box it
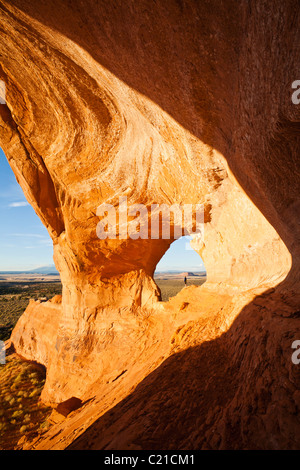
[0,0,299,449]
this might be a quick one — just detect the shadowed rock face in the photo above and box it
[0,0,299,449]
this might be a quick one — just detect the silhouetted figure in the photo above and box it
[184,276,187,286]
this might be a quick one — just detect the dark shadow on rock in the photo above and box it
[56,397,82,417]
[67,288,300,450]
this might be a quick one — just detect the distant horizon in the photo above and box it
[0,263,206,274]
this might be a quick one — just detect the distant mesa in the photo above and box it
[27,265,59,275]
[154,270,206,279]
[178,272,197,277]
[0,265,59,275]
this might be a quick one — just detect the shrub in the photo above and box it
[11,410,23,419]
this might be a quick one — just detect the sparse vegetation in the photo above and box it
[155,278,206,302]
[0,281,62,341]
[0,354,52,450]
[0,279,59,448]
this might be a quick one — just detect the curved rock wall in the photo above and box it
[0,0,299,449]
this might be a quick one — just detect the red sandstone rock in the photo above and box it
[0,0,299,450]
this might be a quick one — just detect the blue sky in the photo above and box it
[0,148,54,271]
[0,147,205,272]
[155,236,205,272]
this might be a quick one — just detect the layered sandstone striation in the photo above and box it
[0,0,299,449]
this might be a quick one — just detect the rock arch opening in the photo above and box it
[154,236,206,302]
